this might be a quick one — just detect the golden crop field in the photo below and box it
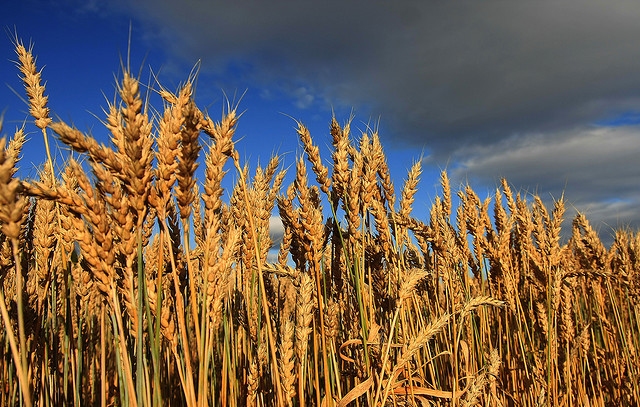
[1,38,639,406]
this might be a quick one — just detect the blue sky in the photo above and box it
[3,0,640,244]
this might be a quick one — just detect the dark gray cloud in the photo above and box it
[109,0,640,240]
[116,1,640,150]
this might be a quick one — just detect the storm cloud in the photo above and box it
[100,0,640,240]
[112,2,640,144]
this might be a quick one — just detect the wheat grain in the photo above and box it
[330,116,351,202]
[0,139,28,240]
[30,166,56,310]
[295,272,315,403]
[151,86,183,215]
[345,146,363,246]
[176,95,203,221]
[14,39,51,130]
[359,133,380,210]
[371,132,395,210]
[297,121,330,194]
[398,159,421,223]
[279,317,297,406]
[398,268,429,303]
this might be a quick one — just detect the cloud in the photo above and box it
[267,216,285,264]
[115,1,640,155]
[292,87,315,110]
[102,0,640,240]
[269,215,285,248]
[451,125,640,238]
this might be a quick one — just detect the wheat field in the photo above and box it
[1,38,639,407]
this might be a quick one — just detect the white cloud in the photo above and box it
[269,215,284,247]
[293,87,315,109]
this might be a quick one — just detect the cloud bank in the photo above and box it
[102,0,640,241]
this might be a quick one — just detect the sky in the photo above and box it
[2,0,640,246]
